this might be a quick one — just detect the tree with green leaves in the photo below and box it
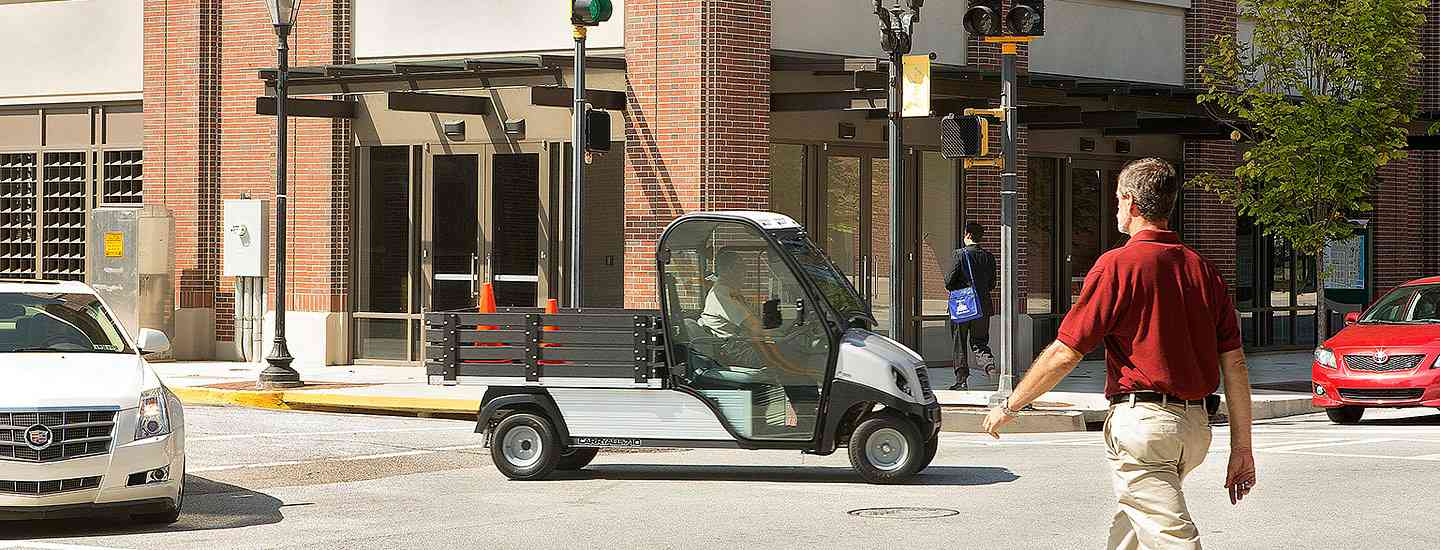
[1196,0,1427,340]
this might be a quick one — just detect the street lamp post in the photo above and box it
[873,0,923,340]
[260,0,303,389]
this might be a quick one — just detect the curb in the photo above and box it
[170,386,479,418]
[941,407,1087,433]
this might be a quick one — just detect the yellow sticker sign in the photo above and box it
[902,54,931,118]
[104,232,124,258]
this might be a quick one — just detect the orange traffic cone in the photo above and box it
[539,298,563,366]
[477,282,498,330]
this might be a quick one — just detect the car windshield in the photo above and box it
[772,229,870,319]
[0,292,133,354]
[1360,284,1440,324]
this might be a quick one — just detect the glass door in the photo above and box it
[486,144,550,308]
[820,147,895,336]
[424,149,482,313]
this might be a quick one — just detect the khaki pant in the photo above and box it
[1104,399,1213,550]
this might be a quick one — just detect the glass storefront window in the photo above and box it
[357,146,411,313]
[1070,168,1104,306]
[355,318,409,361]
[1027,158,1058,315]
[917,153,959,365]
[770,144,806,223]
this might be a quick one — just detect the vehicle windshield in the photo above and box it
[0,292,133,354]
[1360,284,1440,324]
[771,229,870,319]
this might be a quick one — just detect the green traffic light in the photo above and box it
[572,0,613,26]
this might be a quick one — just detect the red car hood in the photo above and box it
[1325,323,1440,350]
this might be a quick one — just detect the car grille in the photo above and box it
[1343,354,1426,373]
[0,476,102,496]
[0,410,117,463]
[1337,388,1425,401]
[915,366,935,401]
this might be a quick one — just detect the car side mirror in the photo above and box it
[793,298,806,327]
[138,328,171,355]
[1343,312,1360,326]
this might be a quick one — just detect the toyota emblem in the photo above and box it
[1375,350,1389,364]
[25,424,53,451]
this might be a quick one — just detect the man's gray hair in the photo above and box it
[1117,158,1180,221]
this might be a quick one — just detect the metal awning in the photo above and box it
[260,54,626,98]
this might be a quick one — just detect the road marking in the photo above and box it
[0,543,135,550]
[1266,450,1440,462]
[193,459,313,473]
[190,426,471,442]
[1262,438,1401,452]
[335,450,431,462]
[434,444,487,451]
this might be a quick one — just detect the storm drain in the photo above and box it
[847,507,959,519]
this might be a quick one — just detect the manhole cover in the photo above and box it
[847,507,959,519]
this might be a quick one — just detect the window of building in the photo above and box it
[354,146,416,362]
[1234,217,1320,349]
[0,148,141,282]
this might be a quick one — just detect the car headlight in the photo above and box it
[1432,355,1440,370]
[891,366,912,395]
[1314,347,1338,370]
[135,387,171,440]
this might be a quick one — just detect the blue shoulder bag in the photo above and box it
[948,250,983,324]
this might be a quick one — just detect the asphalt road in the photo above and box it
[3,405,1438,550]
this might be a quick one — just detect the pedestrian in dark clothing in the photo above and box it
[946,221,998,390]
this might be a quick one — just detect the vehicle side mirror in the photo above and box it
[138,328,171,355]
[793,298,806,326]
[1343,312,1360,326]
[762,299,782,329]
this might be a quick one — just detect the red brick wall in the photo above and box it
[1186,0,1237,88]
[1423,2,1440,113]
[964,126,1028,311]
[1422,151,1440,276]
[624,0,771,308]
[146,0,351,345]
[1180,140,1239,286]
[1373,159,1426,294]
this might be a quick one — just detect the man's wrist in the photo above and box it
[999,399,1021,418]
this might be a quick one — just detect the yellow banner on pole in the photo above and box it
[902,54,931,118]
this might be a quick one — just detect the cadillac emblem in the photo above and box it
[25,424,54,451]
[1375,350,1390,364]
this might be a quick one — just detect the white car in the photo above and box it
[0,280,184,524]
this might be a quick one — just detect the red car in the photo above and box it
[1312,276,1440,423]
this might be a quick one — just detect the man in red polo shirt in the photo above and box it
[983,158,1257,550]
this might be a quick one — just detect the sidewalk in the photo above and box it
[157,351,1320,433]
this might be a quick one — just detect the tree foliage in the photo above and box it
[1196,0,1426,257]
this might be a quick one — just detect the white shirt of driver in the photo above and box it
[699,281,757,339]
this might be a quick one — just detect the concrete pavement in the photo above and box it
[153,351,1321,433]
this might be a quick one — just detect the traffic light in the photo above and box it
[585,110,610,153]
[571,0,613,26]
[940,114,989,159]
[963,0,1002,37]
[1006,0,1045,36]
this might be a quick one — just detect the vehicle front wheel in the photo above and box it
[491,413,561,480]
[915,435,940,473]
[1326,406,1365,425]
[848,411,925,484]
[556,447,599,471]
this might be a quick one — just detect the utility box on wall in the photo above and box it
[223,199,269,278]
[87,207,140,336]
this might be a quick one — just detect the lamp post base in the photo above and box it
[259,340,303,389]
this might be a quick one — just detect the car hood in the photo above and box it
[1325,324,1440,350]
[0,354,146,409]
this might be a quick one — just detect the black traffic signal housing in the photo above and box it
[1006,0,1045,37]
[940,114,989,159]
[585,110,611,154]
[963,0,1003,38]
[571,0,613,27]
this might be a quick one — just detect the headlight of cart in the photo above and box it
[891,366,912,395]
[135,387,171,440]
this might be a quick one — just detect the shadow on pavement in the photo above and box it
[1,475,284,540]
[1356,411,1440,426]
[562,465,1019,486]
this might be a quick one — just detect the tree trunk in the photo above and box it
[1315,245,1328,344]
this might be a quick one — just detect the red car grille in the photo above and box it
[1343,354,1425,373]
[1337,388,1425,401]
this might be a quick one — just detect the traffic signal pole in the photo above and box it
[886,46,905,340]
[994,40,1020,405]
[570,25,586,308]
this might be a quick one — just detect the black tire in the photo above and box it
[1326,406,1365,425]
[848,411,925,484]
[915,435,940,473]
[491,413,561,480]
[556,447,599,471]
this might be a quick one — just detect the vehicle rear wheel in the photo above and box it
[848,411,925,484]
[491,413,561,480]
[556,447,599,471]
[1326,406,1365,425]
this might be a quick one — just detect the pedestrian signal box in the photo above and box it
[940,114,989,159]
[585,110,610,153]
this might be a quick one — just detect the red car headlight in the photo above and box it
[1314,347,1338,370]
[1432,355,1440,370]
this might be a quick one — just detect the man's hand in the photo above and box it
[1224,447,1257,505]
[981,407,1014,439]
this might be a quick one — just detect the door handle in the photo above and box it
[471,253,479,297]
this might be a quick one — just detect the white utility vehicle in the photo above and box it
[428,212,941,483]
[0,280,184,524]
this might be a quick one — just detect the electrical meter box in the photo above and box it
[223,199,269,278]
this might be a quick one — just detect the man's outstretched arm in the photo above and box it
[1220,347,1256,505]
[981,340,1085,438]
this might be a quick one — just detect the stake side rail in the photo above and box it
[424,308,668,387]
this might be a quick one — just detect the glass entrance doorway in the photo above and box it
[820,148,894,336]
[422,144,552,313]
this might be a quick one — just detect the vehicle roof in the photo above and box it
[0,279,96,294]
[677,211,801,230]
[1404,276,1440,287]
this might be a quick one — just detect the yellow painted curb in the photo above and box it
[280,392,479,415]
[171,386,289,410]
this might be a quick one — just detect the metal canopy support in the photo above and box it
[531,87,626,111]
[255,96,355,119]
[387,92,490,115]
